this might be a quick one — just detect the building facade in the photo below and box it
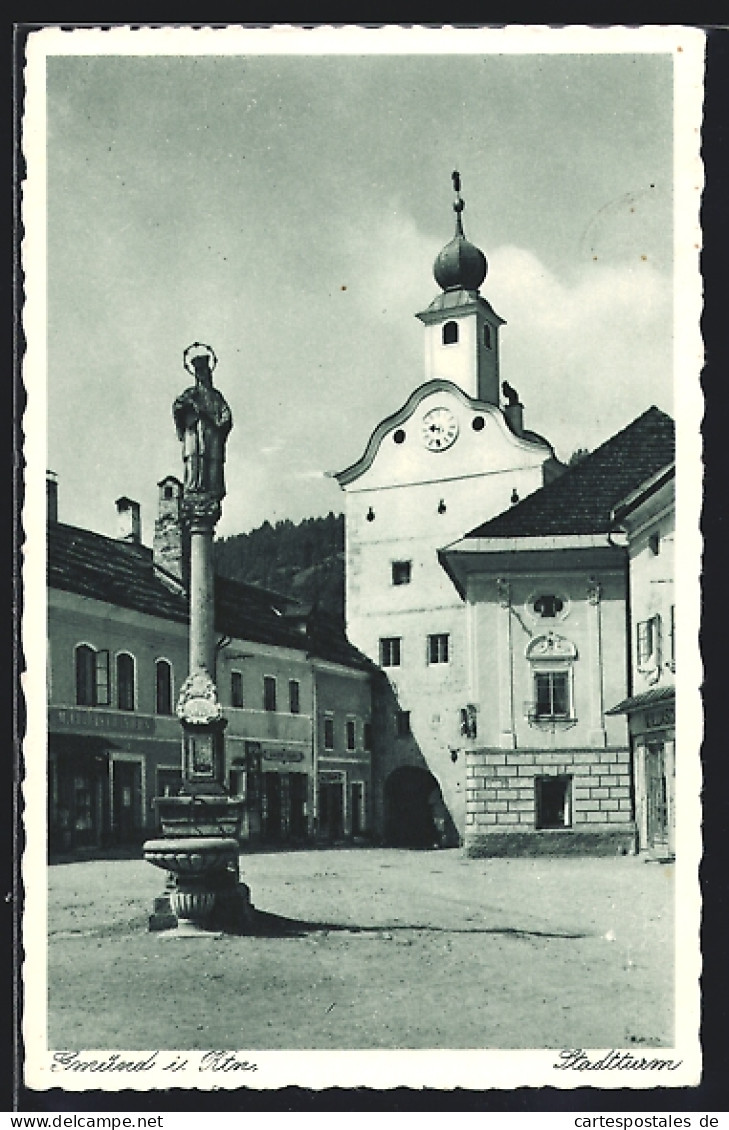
[335,178,563,845]
[441,408,675,856]
[47,478,374,854]
[606,464,675,857]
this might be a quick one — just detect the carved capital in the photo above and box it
[182,492,222,530]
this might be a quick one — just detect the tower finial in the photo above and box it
[451,169,465,234]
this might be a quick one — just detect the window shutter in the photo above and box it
[96,650,110,706]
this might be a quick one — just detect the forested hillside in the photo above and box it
[214,512,345,622]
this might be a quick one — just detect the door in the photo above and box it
[351,781,364,837]
[289,774,308,840]
[645,742,669,851]
[262,772,282,841]
[318,781,344,841]
[113,760,143,843]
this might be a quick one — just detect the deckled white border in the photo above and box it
[21,23,705,1093]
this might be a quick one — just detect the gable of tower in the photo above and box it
[335,379,554,494]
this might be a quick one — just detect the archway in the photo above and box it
[384,766,444,848]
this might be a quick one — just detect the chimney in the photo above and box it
[47,471,58,523]
[115,496,141,544]
[153,476,184,581]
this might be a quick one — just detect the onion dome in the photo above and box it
[433,171,488,292]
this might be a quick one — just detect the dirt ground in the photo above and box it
[46,847,674,1051]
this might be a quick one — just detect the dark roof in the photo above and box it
[48,521,371,672]
[465,407,675,540]
[606,684,675,715]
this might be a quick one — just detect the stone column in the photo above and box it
[144,344,250,934]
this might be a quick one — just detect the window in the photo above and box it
[75,645,95,706]
[669,605,676,672]
[534,671,570,719]
[428,633,449,664]
[442,320,459,345]
[363,722,372,751]
[289,679,300,714]
[155,660,173,715]
[75,646,110,707]
[526,633,577,723]
[380,637,401,667]
[637,615,662,670]
[231,670,244,708]
[483,324,492,349]
[263,676,277,712]
[392,560,412,586]
[533,594,564,618]
[396,709,411,738]
[346,719,356,751]
[324,715,335,750]
[116,653,135,711]
[535,776,572,829]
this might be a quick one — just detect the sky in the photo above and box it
[41,31,679,541]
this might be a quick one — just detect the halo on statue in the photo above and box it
[183,341,218,376]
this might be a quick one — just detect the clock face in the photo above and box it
[421,407,459,451]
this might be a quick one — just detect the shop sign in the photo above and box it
[318,770,345,784]
[261,748,305,765]
[644,704,675,730]
[49,707,155,735]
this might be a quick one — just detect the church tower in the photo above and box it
[335,174,562,845]
[416,171,505,404]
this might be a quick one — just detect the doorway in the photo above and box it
[384,767,444,847]
[112,759,143,843]
[318,779,344,842]
[645,741,669,851]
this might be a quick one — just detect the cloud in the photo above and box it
[486,245,673,458]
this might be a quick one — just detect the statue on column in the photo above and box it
[173,343,233,501]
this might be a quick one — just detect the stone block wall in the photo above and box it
[464,746,635,857]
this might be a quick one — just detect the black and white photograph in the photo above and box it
[20,24,704,1096]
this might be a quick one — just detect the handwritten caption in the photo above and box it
[50,1051,257,1074]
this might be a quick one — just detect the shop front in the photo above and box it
[48,707,180,853]
[608,686,675,858]
[229,741,311,844]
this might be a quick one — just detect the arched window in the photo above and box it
[442,321,459,345]
[155,659,173,715]
[75,644,110,707]
[117,652,136,711]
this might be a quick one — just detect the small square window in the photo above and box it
[324,715,335,750]
[231,670,243,708]
[380,637,402,667]
[428,633,449,664]
[396,710,411,738]
[392,560,412,586]
[535,776,572,829]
